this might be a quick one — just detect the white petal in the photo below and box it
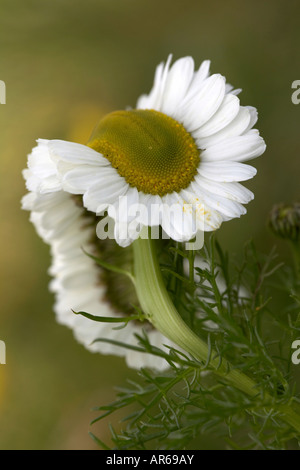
[243,106,258,133]
[161,57,195,117]
[197,106,252,148]
[193,94,240,139]
[225,83,234,94]
[48,139,109,166]
[40,198,81,234]
[190,181,246,218]
[83,172,129,213]
[136,61,165,109]
[24,191,65,212]
[108,188,143,246]
[62,165,116,194]
[183,60,211,101]
[56,267,99,290]
[231,88,242,96]
[23,169,40,193]
[194,60,211,83]
[180,189,223,231]
[161,193,197,241]
[21,192,36,211]
[108,186,140,222]
[28,141,57,178]
[175,74,226,131]
[113,220,141,248]
[198,161,257,182]
[85,324,133,358]
[134,193,162,227]
[136,55,172,110]
[201,130,266,162]
[136,94,150,110]
[24,140,62,193]
[73,321,115,354]
[39,175,62,193]
[195,175,254,204]
[226,83,242,95]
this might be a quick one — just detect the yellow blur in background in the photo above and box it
[0,0,300,449]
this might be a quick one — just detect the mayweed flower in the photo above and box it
[23,55,265,248]
[22,55,266,369]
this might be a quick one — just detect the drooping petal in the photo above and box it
[23,179,173,369]
[24,139,62,193]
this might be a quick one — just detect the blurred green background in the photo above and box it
[0,0,300,449]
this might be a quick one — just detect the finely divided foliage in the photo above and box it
[89,238,300,450]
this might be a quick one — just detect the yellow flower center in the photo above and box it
[87,109,200,196]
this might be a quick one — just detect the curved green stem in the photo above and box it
[132,233,300,435]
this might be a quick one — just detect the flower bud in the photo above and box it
[268,202,300,242]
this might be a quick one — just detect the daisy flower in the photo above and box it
[22,55,266,369]
[27,55,265,247]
